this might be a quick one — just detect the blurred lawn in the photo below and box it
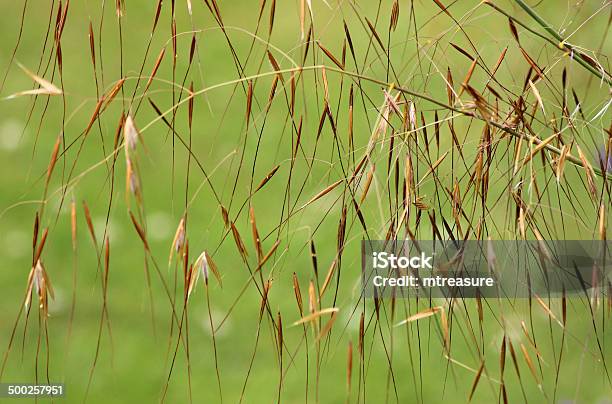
[0,0,610,402]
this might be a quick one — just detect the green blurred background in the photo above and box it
[0,0,610,402]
